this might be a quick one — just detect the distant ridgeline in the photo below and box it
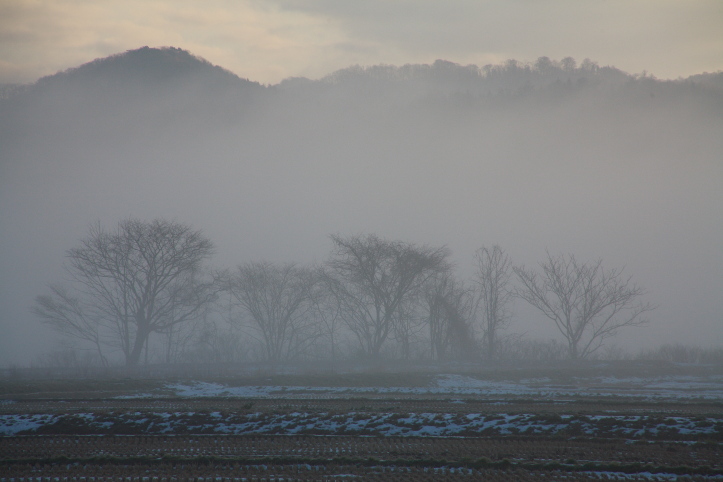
[2,46,722,110]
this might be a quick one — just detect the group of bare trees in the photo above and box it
[34,218,653,366]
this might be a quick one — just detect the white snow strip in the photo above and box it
[138,374,723,400]
[0,414,59,435]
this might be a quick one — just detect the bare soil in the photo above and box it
[1,365,721,480]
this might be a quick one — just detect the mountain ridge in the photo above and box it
[37,46,258,88]
[4,46,722,104]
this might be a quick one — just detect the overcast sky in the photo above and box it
[1,0,722,85]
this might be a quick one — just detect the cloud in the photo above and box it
[0,0,348,84]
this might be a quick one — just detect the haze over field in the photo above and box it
[1,45,721,365]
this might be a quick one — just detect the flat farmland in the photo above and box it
[1,362,722,480]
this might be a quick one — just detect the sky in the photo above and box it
[1,0,722,86]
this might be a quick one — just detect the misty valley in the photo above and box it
[1,47,722,480]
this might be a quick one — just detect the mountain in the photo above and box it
[7,48,722,114]
[4,48,722,137]
[26,46,261,100]
[1,48,722,364]
[1,47,264,139]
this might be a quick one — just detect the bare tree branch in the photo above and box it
[423,272,478,361]
[33,218,215,366]
[326,233,449,357]
[33,285,108,366]
[474,245,514,359]
[223,262,318,363]
[514,252,654,359]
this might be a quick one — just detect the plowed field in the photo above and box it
[2,368,721,480]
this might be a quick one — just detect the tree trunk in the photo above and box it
[127,325,150,367]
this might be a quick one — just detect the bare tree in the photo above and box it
[224,262,318,363]
[392,298,425,360]
[514,252,654,359]
[311,269,346,361]
[33,285,107,366]
[424,273,477,361]
[474,245,514,359]
[33,219,216,367]
[159,303,212,364]
[327,234,449,357]
[187,318,248,364]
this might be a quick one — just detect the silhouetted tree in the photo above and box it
[424,272,477,361]
[327,234,449,357]
[311,268,346,361]
[474,245,514,359]
[514,252,653,359]
[33,285,107,366]
[34,219,215,367]
[159,305,211,364]
[392,298,423,360]
[224,262,318,362]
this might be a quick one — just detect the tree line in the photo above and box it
[34,218,654,367]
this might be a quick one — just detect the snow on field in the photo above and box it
[160,377,537,399]
[0,414,58,435]
[146,373,723,400]
[167,382,273,398]
[1,410,720,438]
[594,375,723,394]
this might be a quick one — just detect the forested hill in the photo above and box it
[6,46,721,159]
[12,47,261,99]
[1,46,722,364]
[4,46,723,115]
[0,47,265,130]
